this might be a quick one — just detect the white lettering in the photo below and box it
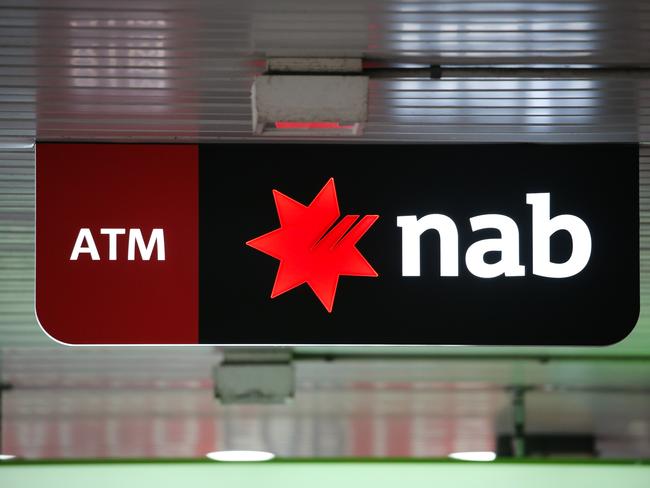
[397,215,458,276]
[466,215,525,278]
[100,228,126,261]
[70,228,165,261]
[70,228,100,261]
[397,193,591,279]
[127,228,166,261]
[527,193,591,278]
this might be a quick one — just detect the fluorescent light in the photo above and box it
[206,450,275,462]
[449,451,496,462]
[274,121,354,130]
[0,454,16,461]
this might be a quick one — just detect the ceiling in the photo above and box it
[1,0,650,461]
[0,0,648,144]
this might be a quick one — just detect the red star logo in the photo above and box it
[246,178,379,312]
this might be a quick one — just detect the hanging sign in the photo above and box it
[35,143,639,345]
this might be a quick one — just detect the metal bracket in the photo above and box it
[214,348,294,405]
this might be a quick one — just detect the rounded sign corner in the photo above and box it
[597,301,641,347]
[33,302,79,346]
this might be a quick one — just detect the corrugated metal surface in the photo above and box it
[0,0,649,144]
[1,352,650,459]
[0,0,649,354]
[2,0,650,63]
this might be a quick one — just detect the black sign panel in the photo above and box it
[199,143,639,346]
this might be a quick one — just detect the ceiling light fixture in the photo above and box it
[448,451,496,462]
[206,450,275,462]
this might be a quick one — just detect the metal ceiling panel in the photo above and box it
[0,0,648,144]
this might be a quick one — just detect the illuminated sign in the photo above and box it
[397,192,592,280]
[246,178,378,312]
[35,143,639,345]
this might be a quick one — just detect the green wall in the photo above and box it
[2,462,649,488]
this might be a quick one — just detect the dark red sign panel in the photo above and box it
[36,143,639,346]
[36,144,198,344]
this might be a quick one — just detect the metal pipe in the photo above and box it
[362,65,650,79]
[512,387,527,458]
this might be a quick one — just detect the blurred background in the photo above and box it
[0,0,649,470]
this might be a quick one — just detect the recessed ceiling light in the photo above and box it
[206,450,275,462]
[0,454,16,461]
[448,451,496,462]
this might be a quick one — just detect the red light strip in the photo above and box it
[274,121,354,130]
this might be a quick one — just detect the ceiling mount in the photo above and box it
[252,57,368,136]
